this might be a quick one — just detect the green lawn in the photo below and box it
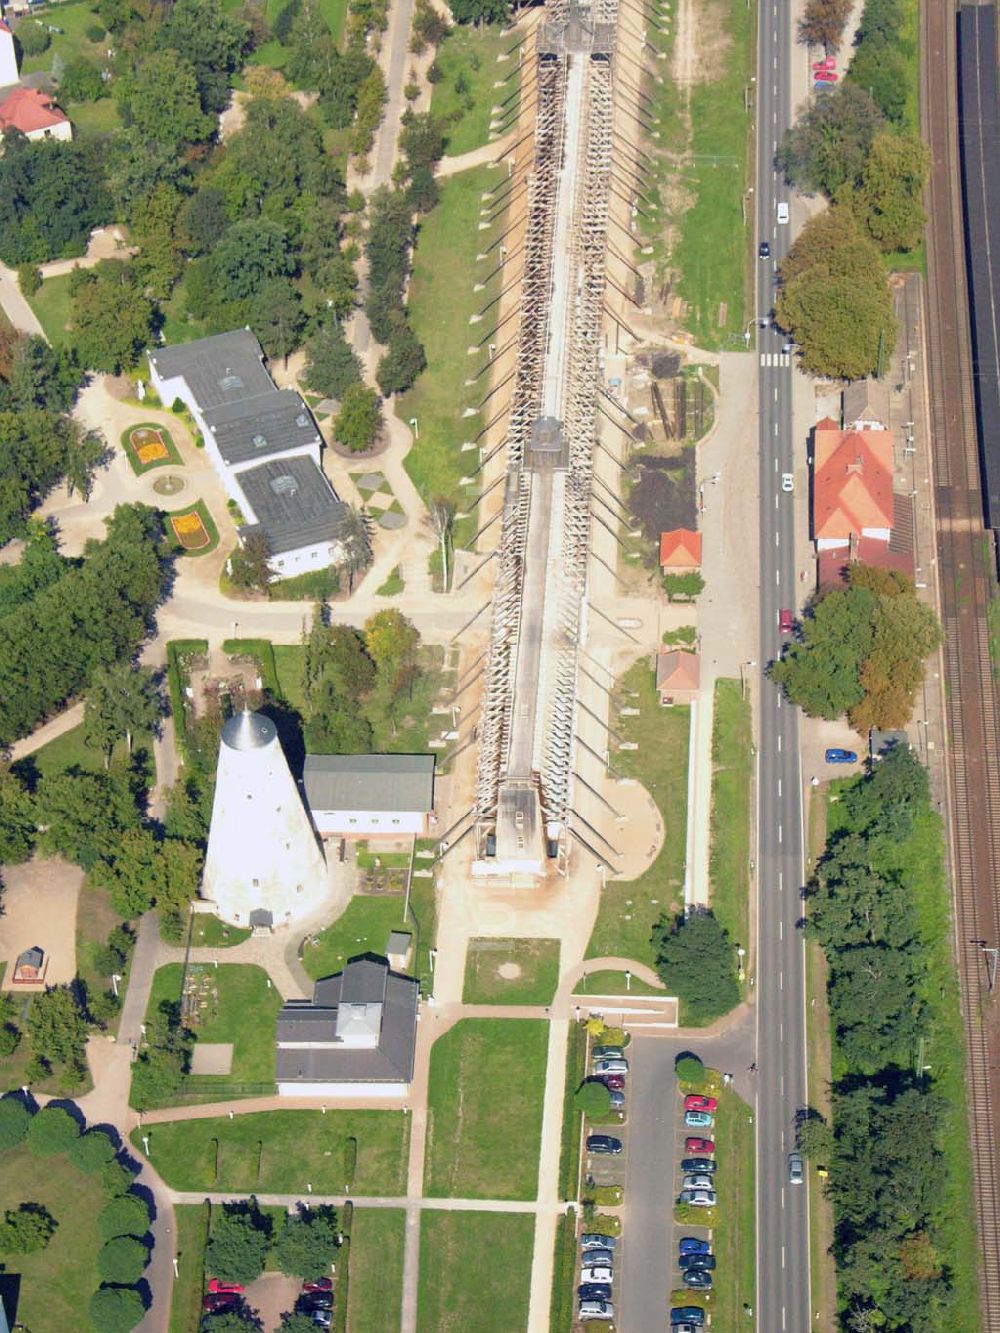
[158,274,212,347]
[303,894,412,979]
[22,720,123,777]
[76,882,129,1036]
[0,1138,108,1331]
[709,1084,756,1328]
[189,914,252,949]
[430,25,518,156]
[417,1211,534,1332]
[709,679,753,961]
[169,1203,209,1333]
[558,1019,587,1201]
[423,1018,548,1199]
[17,1,105,76]
[134,1110,410,1194]
[572,969,663,997]
[399,164,504,534]
[66,96,121,138]
[586,662,690,966]
[268,567,341,602]
[462,937,560,1005]
[272,644,308,711]
[27,273,75,347]
[346,1208,405,1331]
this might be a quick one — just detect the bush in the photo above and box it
[17,262,42,296]
[0,1202,57,1253]
[16,20,51,55]
[205,1203,272,1284]
[98,1193,151,1241]
[98,1234,150,1284]
[70,1128,118,1174]
[85,21,107,40]
[334,383,382,453]
[89,1284,145,1333]
[574,1081,612,1120]
[674,1054,705,1084]
[27,1104,80,1156]
[101,1158,137,1198]
[0,1096,31,1150]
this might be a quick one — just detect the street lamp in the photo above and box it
[409,417,419,440]
[743,316,770,346]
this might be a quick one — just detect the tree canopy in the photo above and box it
[272,1205,340,1280]
[776,83,884,198]
[205,1202,272,1284]
[651,909,741,1024]
[0,135,112,265]
[334,383,382,453]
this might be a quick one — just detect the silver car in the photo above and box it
[682,1174,715,1191]
[579,1248,614,1267]
[578,1300,614,1321]
[789,1152,804,1184]
[593,1058,629,1075]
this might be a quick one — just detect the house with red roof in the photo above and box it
[658,527,701,574]
[0,86,72,142]
[655,648,700,706]
[812,417,893,551]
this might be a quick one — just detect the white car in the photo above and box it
[578,1300,614,1321]
[678,1188,716,1207]
[781,472,794,493]
[580,1265,614,1284]
[593,1058,629,1075]
[682,1174,715,1191]
[777,201,790,224]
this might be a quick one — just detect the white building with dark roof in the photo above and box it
[276,956,419,1097]
[302,754,436,838]
[147,330,352,578]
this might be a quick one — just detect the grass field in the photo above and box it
[169,1203,209,1333]
[189,914,252,948]
[17,1,105,76]
[573,969,663,997]
[399,164,503,536]
[709,1084,756,1328]
[586,661,690,966]
[27,273,75,346]
[462,937,560,1004]
[430,25,518,156]
[134,1110,410,1194]
[423,1019,548,1199]
[23,719,140,778]
[303,894,412,979]
[417,1211,534,1332]
[708,679,753,964]
[557,1019,587,1201]
[346,1208,405,1331]
[0,1139,107,1331]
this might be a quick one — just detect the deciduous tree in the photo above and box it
[776,83,884,197]
[88,1285,145,1333]
[85,663,163,764]
[98,1234,150,1284]
[651,910,740,1024]
[846,130,929,254]
[305,322,363,400]
[71,263,154,374]
[115,49,213,150]
[206,1201,272,1284]
[334,383,382,453]
[272,1205,339,1279]
[0,1202,58,1253]
[797,0,852,48]
[25,1101,82,1154]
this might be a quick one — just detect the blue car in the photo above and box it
[678,1237,711,1256]
[825,747,858,764]
[671,1311,705,1327]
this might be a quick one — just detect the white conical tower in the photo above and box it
[202,709,328,927]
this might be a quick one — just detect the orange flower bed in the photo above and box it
[170,510,210,550]
[137,439,169,464]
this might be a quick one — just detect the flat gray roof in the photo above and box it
[206,388,321,467]
[303,754,435,814]
[148,329,274,410]
[238,455,350,556]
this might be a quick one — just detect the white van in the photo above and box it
[777,201,790,224]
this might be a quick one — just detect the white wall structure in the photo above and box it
[0,20,18,86]
[202,710,330,927]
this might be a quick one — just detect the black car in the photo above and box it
[578,1282,613,1301]
[679,1253,716,1271]
[298,1293,334,1313]
[759,240,771,259]
[680,1157,717,1174]
[683,1269,713,1290]
[586,1134,623,1155]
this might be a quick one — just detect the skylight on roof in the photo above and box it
[296,413,309,428]
[219,373,244,391]
[252,433,268,448]
[270,474,298,496]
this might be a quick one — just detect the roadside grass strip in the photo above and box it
[417,1210,535,1332]
[423,1018,548,1199]
[558,1018,589,1201]
[708,678,753,974]
[121,422,182,474]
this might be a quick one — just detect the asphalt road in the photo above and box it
[754,0,813,1328]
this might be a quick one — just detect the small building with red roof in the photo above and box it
[658,527,701,573]
[0,86,72,142]
[812,417,893,551]
[655,648,700,706]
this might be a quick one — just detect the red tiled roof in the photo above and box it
[813,421,893,540]
[658,528,701,569]
[0,87,69,135]
[817,539,915,589]
[656,648,701,693]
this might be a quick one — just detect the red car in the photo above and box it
[303,1277,334,1293]
[684,1094,719,1112]
[812,56,836,69]
[601,1074,626,1091]
[814,69,837,81]
[207,1280,244,1295]
[779,608,794,635]
[685,1136,715,1154]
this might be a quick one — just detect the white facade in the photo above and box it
[277,1080,406,1098]
[202,710,331,927]
[0,24,18,86]
[311,808,426,838]
[816,527,891,552]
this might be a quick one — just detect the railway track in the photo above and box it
[920,0,1000,1324]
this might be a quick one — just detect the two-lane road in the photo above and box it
[754,0,812,1328]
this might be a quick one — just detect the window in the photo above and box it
[252,433,267,449]
[392,818,400,826]
[270,474,298,497]
[219,373,243,391]
[296,413,309,428]
[252,878,259,888]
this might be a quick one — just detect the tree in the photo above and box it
[71,263,154,374]
[770,582,875,718]
[0,1096,31,1150]
[16,18,50,54]
[0,136,112,265]
[179,187,229,257]
[651,910,741,1024]
[447,0,510,25]
[303,615,376,752]
[375,323,426,397]
[334,383,382,452]
[797,0,852,48]
[98,1234,151,1284]
[229,531,273,593]
[0,767,36,864]
[95,828,166,918]
[37,767,142,871]
[154,838,204,941]
[776,83,884,197]
[59,56,105,102]
[364,609,420,694]
[774,208,896,380]
[847,130,930,254]
[829,945,923,1070]
[272,1205,339,1280]
[26,987,90,1079]
[70,1128,118,1175]
[674,1054,705,1083]
[205,1202,272,1284]
[663,572,705,602]
[0,1202,58,1253]
[251,278,305,361]
[26,1103,81,1155]
[131,182,186,298]
[574,1080,612,1119]
[845,43,907,122]
[5,337,80,413]
[304,322,363,399]
[157,0,250,115]
[98,1193,151,1241]
[281,1315,321,1333]
[115,49,213,150]
[338,505,372,594]
[88,1285,146,1333]
[129,999,193,1110]
[85,663,163,765]
[0,408,101,543]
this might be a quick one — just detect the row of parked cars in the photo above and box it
[203,1276,333,1326]
[578,1043,629,1323]
[678,1094,718,1214]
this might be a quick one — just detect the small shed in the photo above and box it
[12,946,46,985]
[656,649,700,705]
[658,528,702,574]
[386,931,413,971]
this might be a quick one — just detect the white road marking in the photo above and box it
[778,735,782,752]
[778,778,782,796]
[779,970,784,989]
[774,386,779,401]
[776,569,780,584]
[778,824,783,843]
[775,531,780,546]
[779,870,783,888]
[779,921,783,941]
[774,422,779,434]
[782,1246,786,1269]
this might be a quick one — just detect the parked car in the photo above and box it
[599,1073,625,1091]
[681,1158,718,1174]
[673,1325,703,1333]
[299,1293,334,1312]
[759,240,771,259]
[778,608,795,634]
[593,1058,629,1075]
[302,1278,333,1293]
[581,1233,617,1250]
[812,55,836,68]
[579,1299,614,1321]
[309,1313,332,1330]
[207,1279,244,1294]
[684,1137,714,1154]
[684,1269,714,1290]
[592,1045,624,1061]
[814,68,837,80]
[678,1189,716,1206]
[671,1308,706,1326]
[608,1089,625,1110]
[684,1110,714,1129]
[680,1253,717,1271]
[789,1152,805,1184]
[579,1248,614,1267]
[682,1174,715,1191]
[683,1094,718,1112]
[814,81,834,94]
[781,472,794,492]
[580,1265,614,1284]
[587,1134,623,1155]
[578,1282,613,1301]
[203,1293,239,1313]
[678,1237,712,1257]
[825,747,858,764]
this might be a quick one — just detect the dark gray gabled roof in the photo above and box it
[205,388,322,467]
[303,754,435,814]
[238,455,350,556]
[148,329,274,409]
